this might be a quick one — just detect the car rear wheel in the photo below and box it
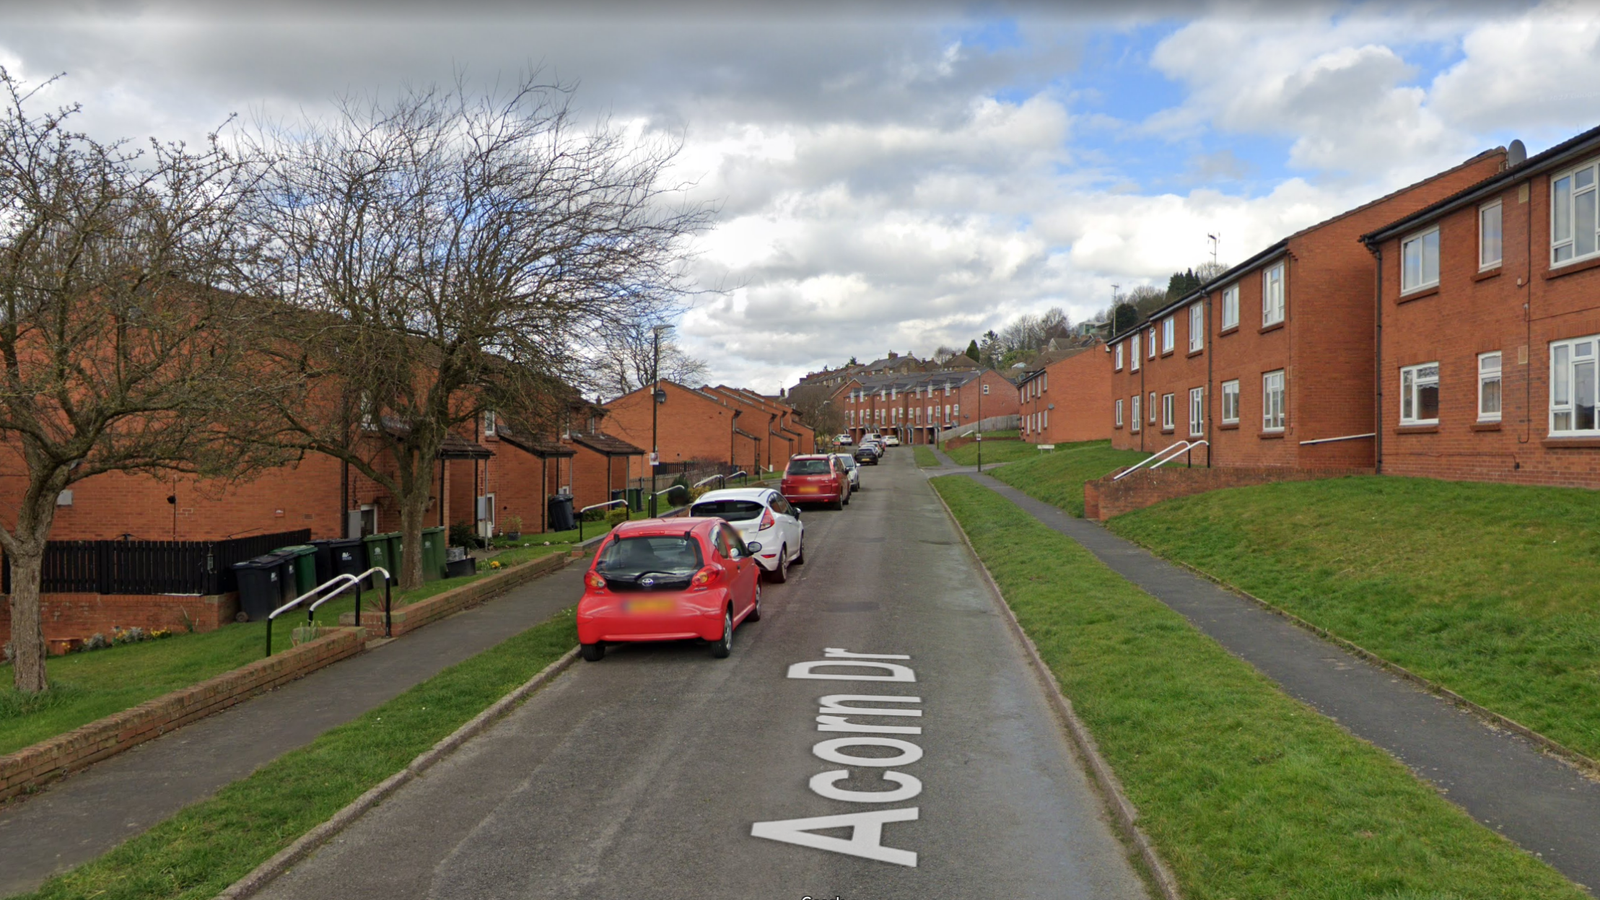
[767,546,789,583]
[748,581,763,621]
[710,606,733,658]
[831,497,845,510]
[580,642,605,662]
[793,542,805,565]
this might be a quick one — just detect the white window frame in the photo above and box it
[1262,370,1285,432]
[1549,334,1600,436]
[1399,362,1440,426]
[953,403,960,420]
[1130,339,1140,372]
[1188,387,1204,437]
[1148,329,1157,359]
[1478,352,1502,423]
[1161,393,1175,431]
[1221,379,1240,424]
[1479,200,1503,271]
[1188,304,1203,352]
[1551,159,1600,268]
[1262,263,1285,326]
[482,409,497,436]
[1401,227,1441,294]
[1130,396,1140,432]
[1149,391,1157,424]
[1161,316,1175,353]
[1221,283,1239,331]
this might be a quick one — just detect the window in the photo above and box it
[953,403,960,420]
[1188,387,1204,436]
[1131,396,1140,432]
[1478,352,1502,422]
[1263,263,1285,325]
[1162,316,1175,353]
[1401,228,1440,293]
[1552,161,1600,266]
[1131,339,1140,371]
[944,404,950,420]
[1221,379,1240,424]
[1149,391,1157,423]
[1480,201,1503,270]
[1161,393,1175,431]
[1399,363,1440,425]
[1263,370,1285,431]
[1188,304,1204,352]
[1550,335,1599,435]
[1148,329,1157,358]
[1221,283,1239,331]
[482,409,497,436]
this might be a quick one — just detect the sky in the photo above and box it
[5,1,1600,392]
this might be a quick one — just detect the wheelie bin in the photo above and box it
[232,555,284,622]
[274,544,319,597]
[547,495,575,532]
[362,533,393,584]
[420,526,446,581]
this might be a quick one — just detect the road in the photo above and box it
[256,452,1148,900]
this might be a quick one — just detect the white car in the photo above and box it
[833,453,861,489]
[689,488,805,583]
[835,433,853,445]
[883,434,901,447]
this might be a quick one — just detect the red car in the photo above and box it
[576,517,763,661]
[780,454,851,509]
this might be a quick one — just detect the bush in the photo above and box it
[448,522,483,549]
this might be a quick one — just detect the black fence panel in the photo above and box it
[1,530,310,596]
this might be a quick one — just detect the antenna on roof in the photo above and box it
[1207,233,1221,265]
[1508,139,1527,167]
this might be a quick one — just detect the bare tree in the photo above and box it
[786,383,843,439]
[0,71,284,693]
[930,345,959,364]
[249,75,709,589]
[586,318,708,400]
[1193,260,1230,283]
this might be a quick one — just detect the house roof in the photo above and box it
[1017,344,1097,385]
[569,431,646,456]
[499,431,575,458]
[438,432,493,460]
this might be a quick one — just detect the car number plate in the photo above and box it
[798,485,819,493]
[624,598,676,614]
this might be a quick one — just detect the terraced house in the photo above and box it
[838,367,1018,444]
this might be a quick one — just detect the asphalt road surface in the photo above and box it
[256,452,1148,900]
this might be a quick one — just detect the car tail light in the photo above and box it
[585,571,606,590]
[691,564,723,590]
[758,509,775,531]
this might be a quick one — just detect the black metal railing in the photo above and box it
[2,530,311,596]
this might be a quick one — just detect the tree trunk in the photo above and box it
[6,529,50,694]
[396,480,432,591]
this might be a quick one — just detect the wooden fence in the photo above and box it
[1,530,311,596]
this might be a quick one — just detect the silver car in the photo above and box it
[833,453,861,490]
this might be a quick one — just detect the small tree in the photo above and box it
[963,340,979,362]
[587,318,708,400]
[0,71,283,693]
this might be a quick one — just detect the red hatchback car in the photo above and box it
[780,454,851,509]
[576,518,763,661]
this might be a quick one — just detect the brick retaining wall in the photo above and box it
[1084,466,1374,521]
[0,591,240,649]
[340,550,574,636]
[0,627,365,803]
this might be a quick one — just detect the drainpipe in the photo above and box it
[1205,297,1214,467]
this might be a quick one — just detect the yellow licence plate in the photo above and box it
[624,598,676,614]
[798,486,820,493]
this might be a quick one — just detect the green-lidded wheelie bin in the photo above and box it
[362,533,393,583]
[275,545,319,597]
[421,526,447,581]
[626,487,643,512]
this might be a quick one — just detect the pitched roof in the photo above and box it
[569,431,646,456]
[499,431,574,457]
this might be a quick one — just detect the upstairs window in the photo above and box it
[1221,283,1239,331]
[1402,228,1440,293]
[1478,352,1502,422]
[482,409,498,436]
[1131,340,1141,371]
[1550,335,1599,435]
[1480,201,1503,270]
[1263,263,1286,326]
[1552,161,1600,266]
[1115,343,1124,370]
[1400,363,1440,425]
[1162,316,1175,353]
[1188,303,1203,352]
[1148,329,1157,359]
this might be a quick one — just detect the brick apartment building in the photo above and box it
[1109,147,1509,468]
[602,381,812,476]
[1017,341,1111,444]
[1363,128,1600,488]
[839,367,1019,444]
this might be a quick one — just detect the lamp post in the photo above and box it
[977,377,986,473]
[649,324,670,517]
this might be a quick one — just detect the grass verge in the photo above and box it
[988,439,1149,516]
[932,474,1583,900]
[912,445,939,467]
[0,544,569,756]
[1107,475,1600,761]
[14,610,577,900]
[939,437,1042,466]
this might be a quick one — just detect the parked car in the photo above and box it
[854,443,880,465]
[690,488,804,583]
[883,434,901,447]
[833,453,861,490]
[835,433,853,445]
[780,453,851,509]
[577,517,762,661]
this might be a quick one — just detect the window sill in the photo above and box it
[1543,437,1600,449]
[1219,325,1240,337]
[1218,421,1240,431]
[1160,428,1175,435]
[1161,349,1175,359]
[1395,424,1439,434]
[1259,431,1285,440]
[1471,421,1502,431]
[1397,285,1439,304]
[1259,320,1285,335]
[1187,348,1204,358]
[1544,254,1600,281]
[1472,267,1502,282]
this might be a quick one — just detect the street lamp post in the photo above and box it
[977,378,986,473]
[649,324,669,517]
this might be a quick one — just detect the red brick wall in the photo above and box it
[1083,466,1374,521]
[603,382,734,468]
[569,446,638,510]
[0,591,240,647]
[1021,347,1114,445]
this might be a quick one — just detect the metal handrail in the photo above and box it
[265,565,393,657]
[1299,432,1376,446]
[693,473,726,490]
[577,498,629,542]
[1113,439,1206,481]
[1152,439,1207,470]
[729,469,748,485]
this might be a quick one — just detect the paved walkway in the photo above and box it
[0,559,588,897]
[959,472,1600,894]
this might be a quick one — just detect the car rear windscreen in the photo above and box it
[596,536,704,577]
[690,500,765,521]
[787,459,832,476]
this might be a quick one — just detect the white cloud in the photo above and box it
[1431,2,1600,134]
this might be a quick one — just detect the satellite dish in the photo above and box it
[1508,139,1527,166]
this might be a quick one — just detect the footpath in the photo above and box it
[0,559,588,897]
[934,455,1600,893]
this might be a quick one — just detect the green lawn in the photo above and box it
[988,439,1150,516]
[913,445,939,467]
[1108,475,1600,761]
[16,611,577,900]
[939,437,1044,466]
[0,543,570,757]
[932,476,1584,900]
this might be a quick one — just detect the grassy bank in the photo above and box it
[932,475,1583,899]
[940,437,1040,466]
[1108,475,1600,761]
[17,610,577,900]
[913,445,939,467]
[0,543,569,756]
[988,439,1149,516]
